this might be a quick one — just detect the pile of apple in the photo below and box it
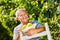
[22,23,36,32]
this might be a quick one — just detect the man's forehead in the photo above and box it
[16,9,26,13]
[17,11,27,15]
[16,9,27,17]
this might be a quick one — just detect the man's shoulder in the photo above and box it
[32,20,42,28]
[14,24,22,30]
[32,20,38,24]
[32,20,41,24]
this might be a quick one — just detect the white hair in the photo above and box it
[15,9,26,20]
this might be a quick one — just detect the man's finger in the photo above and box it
[26,32,32,36]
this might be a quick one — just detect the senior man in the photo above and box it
[13,9,45,40]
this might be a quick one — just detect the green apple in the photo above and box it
[22,25,26,29]
[26,23,32,28]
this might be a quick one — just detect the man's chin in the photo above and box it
[23,21,28,23]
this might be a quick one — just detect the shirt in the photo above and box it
[13,20,42,40]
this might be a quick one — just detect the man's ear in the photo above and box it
[16,17,18,20]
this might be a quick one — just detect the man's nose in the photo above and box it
[23,15,26,19]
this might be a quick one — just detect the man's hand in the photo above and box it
[15,35,20,40]
[26,27,45,36]
[16,28,22,40]
[17,28,22,35]
[26,28,38,36]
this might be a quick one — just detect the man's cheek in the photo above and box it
[19,18,23,22]
[21,19,24,21]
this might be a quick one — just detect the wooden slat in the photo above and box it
[21,31,47,39]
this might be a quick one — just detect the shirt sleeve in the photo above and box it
[32,20,42,28]
[13,27,18,40]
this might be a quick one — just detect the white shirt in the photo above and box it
[13,20,41,40]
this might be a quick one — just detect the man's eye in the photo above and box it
[20,15,22,16]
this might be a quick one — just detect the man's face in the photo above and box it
[17,11,28,23]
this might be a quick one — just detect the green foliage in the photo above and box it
[0,0,60,40]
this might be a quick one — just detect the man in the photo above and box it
[13,9,45,40]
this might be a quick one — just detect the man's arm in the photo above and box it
[35,26,45,33]
[13,27,22,40]
[13,36,20,40]
[26,26,45,36]
[16,35,20,40]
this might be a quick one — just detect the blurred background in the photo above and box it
[0,0,60,40]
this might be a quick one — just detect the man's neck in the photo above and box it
[21,21,29,25]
